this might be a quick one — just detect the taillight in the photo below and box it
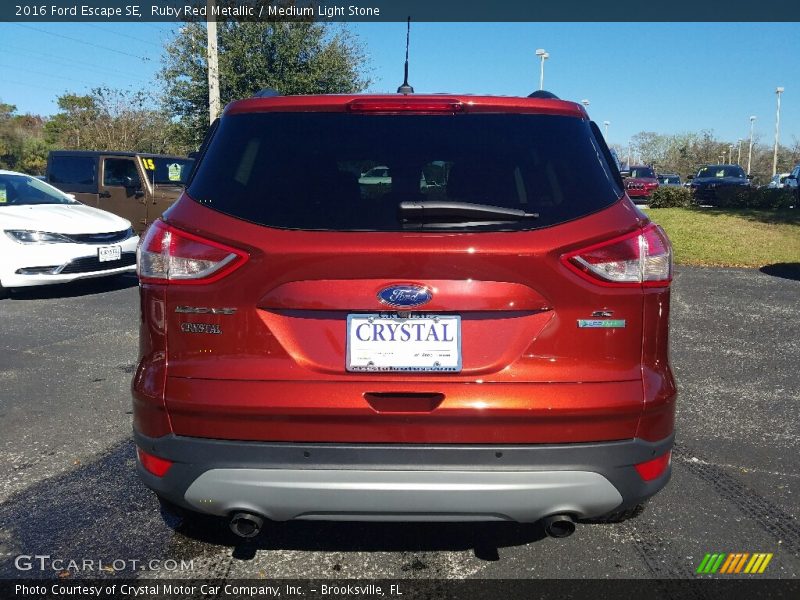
[634,450,671,481]
[562,223,672,287]
[136,447,173,477]
[137,220,247,284]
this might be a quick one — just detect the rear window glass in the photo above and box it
[48,156,96,186]
[189,113,622,231]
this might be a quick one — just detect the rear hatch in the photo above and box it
[142,97,663,443]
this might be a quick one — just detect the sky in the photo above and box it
[1,22,798,148]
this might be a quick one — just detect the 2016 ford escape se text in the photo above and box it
[132,92,676,539]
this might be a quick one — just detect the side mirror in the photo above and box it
[619,170,631,178]
[124,175,141,189]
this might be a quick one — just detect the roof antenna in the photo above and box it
[397,17,414,94]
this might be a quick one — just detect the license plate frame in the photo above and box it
[97,245,122,262]
[346,313,462,373]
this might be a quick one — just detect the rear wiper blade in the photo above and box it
[398,201,538,222]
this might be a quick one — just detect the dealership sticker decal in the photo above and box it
[696,552,773,574]
[577,319,626,328]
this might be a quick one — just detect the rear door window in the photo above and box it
[189,113,623,232]
[48,155,97,193]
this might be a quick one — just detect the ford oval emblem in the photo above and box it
[377,284,432,308]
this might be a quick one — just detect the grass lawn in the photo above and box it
[644,207,800,268]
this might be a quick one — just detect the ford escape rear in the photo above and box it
[133,93,676,536]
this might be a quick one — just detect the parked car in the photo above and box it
[358,165,392,186]
[46,151,194,234]
[623,165,659,203]
[133,92,675,539]
[657,173,682,186]
[688,164,751,204]
[358,165,430,199]
[0,169,138,297]
[764,173,790,189]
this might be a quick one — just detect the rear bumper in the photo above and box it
[134,431,673,523]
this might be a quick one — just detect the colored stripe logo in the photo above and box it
[696,552,773,574]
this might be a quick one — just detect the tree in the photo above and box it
[160,16,370,147]
[0,102,49,174]
[44,88,184,154]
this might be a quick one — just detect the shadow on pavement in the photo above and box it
[6,274,138,300]
[0,440,546,578]
[759,263,800,281]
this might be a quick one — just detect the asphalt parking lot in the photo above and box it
[0,267,798,580]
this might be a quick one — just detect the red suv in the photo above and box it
[133,93,676,539]
[624,165,660,203]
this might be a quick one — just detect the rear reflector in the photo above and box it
[634,450,671,481]
[347,98,464,113]
[562,223,672,287]
[137,220,247,284]
[136,447,173,477]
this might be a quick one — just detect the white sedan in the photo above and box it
[0,169,139,296]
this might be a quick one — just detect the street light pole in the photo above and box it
[736,139,742,165]
[603,120,610,138]
[772,87,784,176]
[581,99,590,110]
[535,49,549,90]
[747,116,756,175]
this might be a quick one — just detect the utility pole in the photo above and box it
[772,87,784,176]
[206,0,221,124]
[736,139,742,165]
[747,116,756,175]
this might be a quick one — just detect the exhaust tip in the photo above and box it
[229,512,264,538]
[542,514,576,538]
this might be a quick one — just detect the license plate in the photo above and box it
[97,245,121,262]
[346,314,461,372]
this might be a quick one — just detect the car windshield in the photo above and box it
[697,166,746,179]
[189,113,623,232]
[141,157,194,185]
[630,167,655,178]
[0,173,78,206]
